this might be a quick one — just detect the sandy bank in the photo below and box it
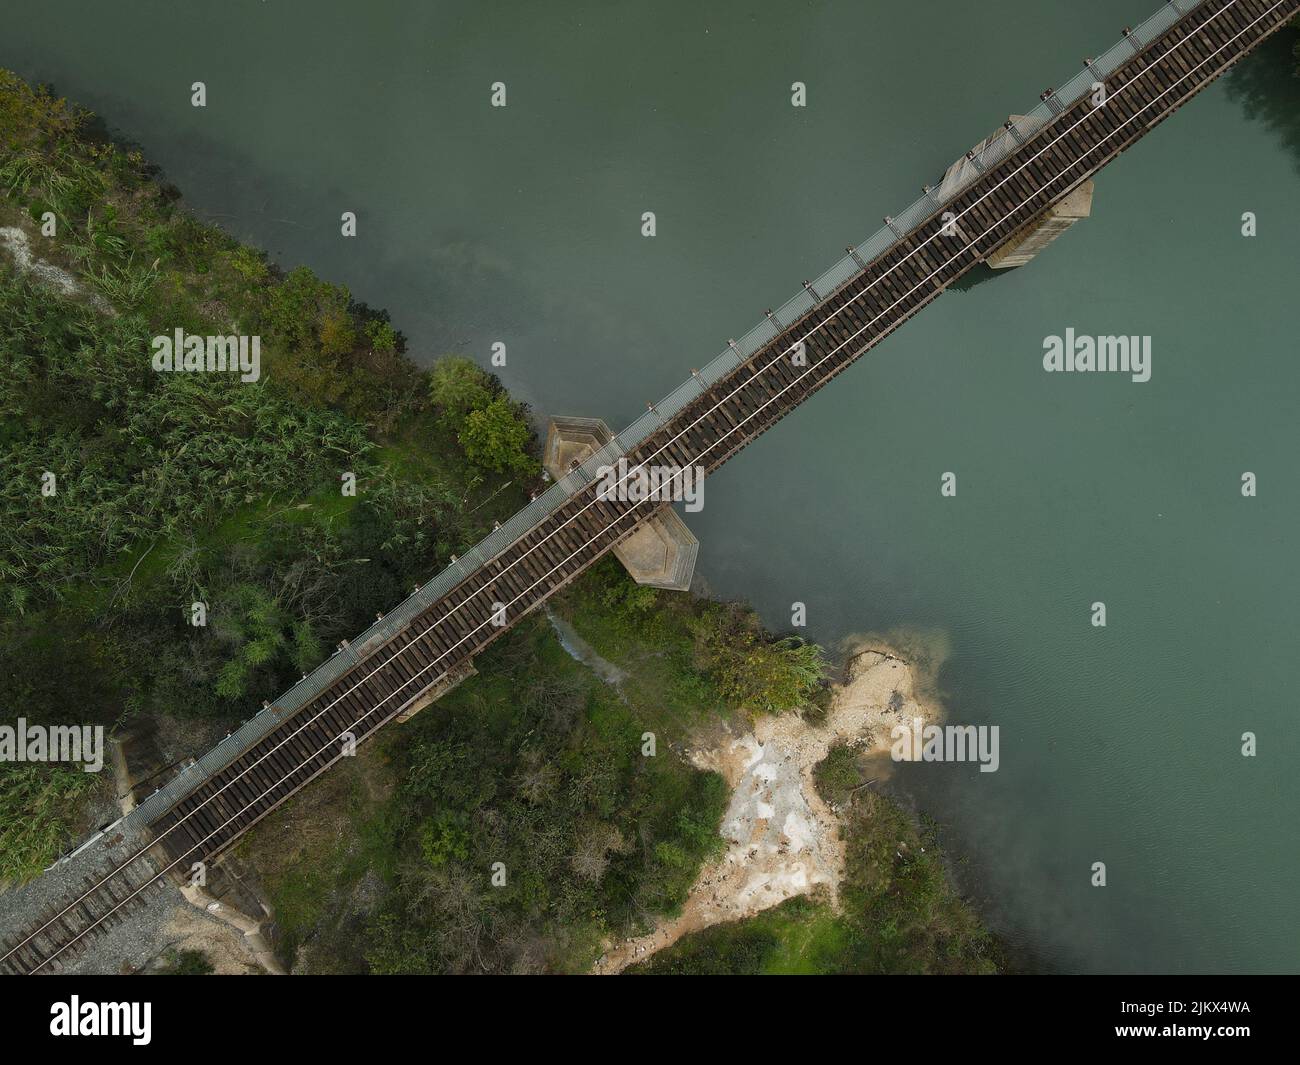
[595,633,947,973]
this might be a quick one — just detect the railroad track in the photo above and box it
[0,850,170,974]
[3,0,1295,975]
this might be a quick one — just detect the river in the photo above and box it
[6,0,1297,973]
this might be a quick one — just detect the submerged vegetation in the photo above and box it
[0,70,995,974]
[1224,20,1300,174]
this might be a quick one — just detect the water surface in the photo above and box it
[6,0,1298,972]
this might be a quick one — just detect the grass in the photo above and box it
[554,557,729,728]
[0,764,105,885]
[0,614,121,881]
[625,895,848,975]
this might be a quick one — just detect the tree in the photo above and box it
[460,395,538,477]
[427,356,491,429]
[317,304,357,356]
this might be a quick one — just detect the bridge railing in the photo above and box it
[110,0,1205,844]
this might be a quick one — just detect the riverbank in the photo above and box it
[0,68,536,883]
[0,69,998,975]
[596,644,934,972]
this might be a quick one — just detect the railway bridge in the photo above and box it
[3,0,1296,974]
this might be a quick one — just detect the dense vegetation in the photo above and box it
[246,557,830,974]
[363,614,729,974]
[627,742,1002,975]
[0,71,537,879]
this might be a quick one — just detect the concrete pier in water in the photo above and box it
[544,416,698,592]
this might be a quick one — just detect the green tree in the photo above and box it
[427,355,491,429]
[419,811,471,867]
[460,395,538,477]
[366,317,399,354]
[317,303,357,357]
[262,266,350,354]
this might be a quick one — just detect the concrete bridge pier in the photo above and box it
[942,114,1095,269]
[544,416,698,592]
[986,178,1093,269]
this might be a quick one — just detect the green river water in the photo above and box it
[6,0,1298,972]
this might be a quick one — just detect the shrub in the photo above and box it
[159,949,215,975]
[813,743,864,807]
[692,606,825,714]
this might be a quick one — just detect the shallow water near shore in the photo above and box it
[6,0,1298,972]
